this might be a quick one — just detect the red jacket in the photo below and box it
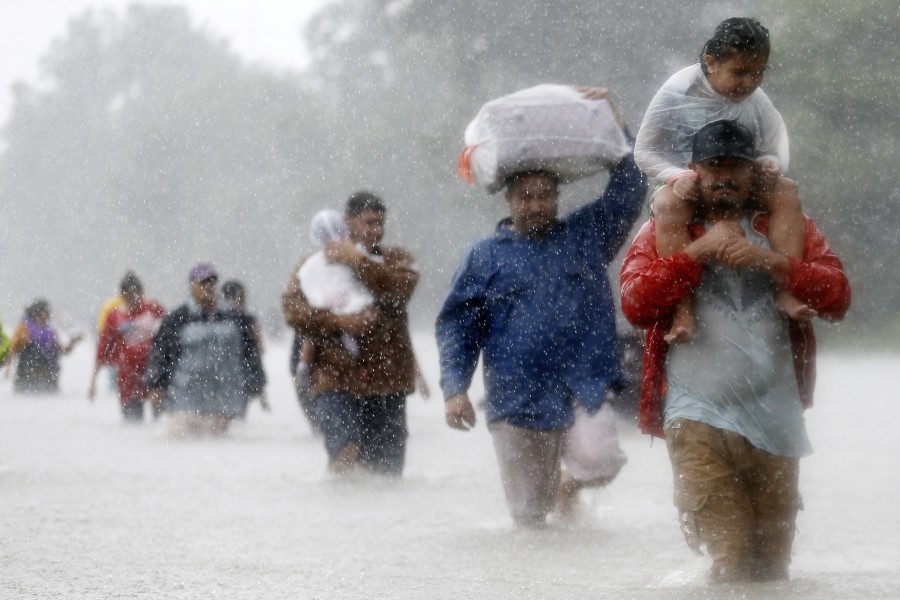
[620,213,851,438]
[96,300,166,403]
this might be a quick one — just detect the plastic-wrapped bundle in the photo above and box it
[562,403,627,483]
[309,209,350,246]
[298,209,374,316]
[458,84,630,194]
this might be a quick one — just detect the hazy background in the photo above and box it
[0,0,896,344]
[0,1,328,116]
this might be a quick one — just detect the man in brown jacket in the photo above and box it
[283,192,419,475]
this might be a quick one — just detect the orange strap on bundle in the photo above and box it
[457,145,477,184]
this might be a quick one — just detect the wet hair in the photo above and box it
[221,279,245,302]
[700,18,770,74]
[119,271,143,294]
[345,191,386,217]
[25,299,49,320]
[504,170,560,194]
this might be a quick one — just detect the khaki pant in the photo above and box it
[665,419,801,582]
[489,422,565,526]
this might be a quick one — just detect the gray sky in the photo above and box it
[0,0,328,120]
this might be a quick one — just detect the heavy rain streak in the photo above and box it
[1,1,897,599]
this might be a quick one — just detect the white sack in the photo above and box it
[462,84,630,194]
[562,402,627,483]
[309,209,350,246]
[298,252,374,316]
[298,208,376,316]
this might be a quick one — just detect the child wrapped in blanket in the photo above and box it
[294,209,382,380]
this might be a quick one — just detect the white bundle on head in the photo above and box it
[460,84,631,194]
[309,209,349,247]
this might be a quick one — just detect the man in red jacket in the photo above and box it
[620,120,850,583]
[89,272,166,422]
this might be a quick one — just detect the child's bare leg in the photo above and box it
[760,178,817,321]
[655,186,696,343]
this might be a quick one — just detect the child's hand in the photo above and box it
[672,173,699,202]
[755,158,780,193]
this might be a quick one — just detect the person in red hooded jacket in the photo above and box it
[88,272,166,422]
[620,120,850,583]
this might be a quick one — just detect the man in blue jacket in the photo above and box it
[436,92,647,526]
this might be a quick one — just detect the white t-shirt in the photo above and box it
[663,218,811,458]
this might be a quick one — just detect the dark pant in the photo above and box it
[14,369,59,394]
[294,374,322,434]
[121,401,144,423]
[316,391,408,476]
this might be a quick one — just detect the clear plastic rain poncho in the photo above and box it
[458,84,631,194]
[634,64,789,183]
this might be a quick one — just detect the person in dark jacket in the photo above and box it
[145,263,265,437]
[5,300,82,394]
[436,89,647,527]
[221,278,269,416]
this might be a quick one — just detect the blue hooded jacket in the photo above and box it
[436,152,647,430]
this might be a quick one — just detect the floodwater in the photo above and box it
[1,335,898,599]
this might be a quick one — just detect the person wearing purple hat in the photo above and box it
[145,262,266,436]
[189,262,218,285]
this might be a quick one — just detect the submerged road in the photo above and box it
[1,336,898,599]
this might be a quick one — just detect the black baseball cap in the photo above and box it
[691,120,755,164]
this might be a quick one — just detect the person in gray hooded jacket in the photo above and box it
[145,263,265,436]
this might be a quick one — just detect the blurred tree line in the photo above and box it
[0,1,895,344]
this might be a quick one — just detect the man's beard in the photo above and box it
[709,181,744,210]
[524,212,554,230]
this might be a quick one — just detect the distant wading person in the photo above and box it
[89,272,166,422]
[94,284,126,392]
[621,120,850,582]
[5,300,82,394]
[436,89,647,527]
[0,313,10,366]
[145,263,266,437]
[221,279,270,416]
[282,192,419,476]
